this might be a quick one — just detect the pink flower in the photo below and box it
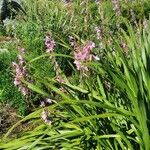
[143,19,148,29]
[69,36,76,47]
[74,60,88,71]
[14,77,21,86]
[45,34,56,53]
[18,55,25,66]
[41,109,51,125]
[18,46,26,54]
[12,62,23,86]
[74,51,88,61]
[22,67,27,76]
[21,48,26,54]
[74,60,81,70]
[40,98,53,107]
[95,26,102,40]
[73,41,95,72]
[40,101,45,107]
[19,86,28,96]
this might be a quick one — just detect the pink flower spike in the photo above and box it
[20,86,28,96]
[41,109,52,125]
[143,19,148,29]
[88,41,95,49]
[41,110,47,121]
[18,46,26,54]
[21,48,26,54]
[40,101,45,107]
[18,55,25,66]
[73,41,95,74]
[45,34,56,53]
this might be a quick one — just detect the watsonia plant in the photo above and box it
[0,21,150,149]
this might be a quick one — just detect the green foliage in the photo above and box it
[1,0,150,149]
[1,22,150,149]
[121,0,150,21]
